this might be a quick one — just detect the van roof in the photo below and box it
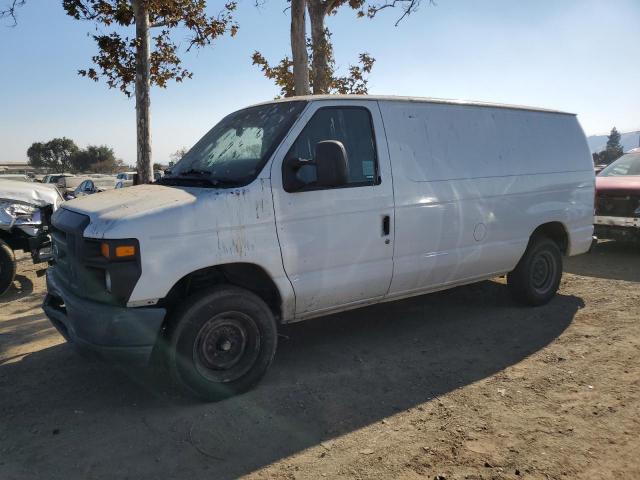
[251,95,575,116]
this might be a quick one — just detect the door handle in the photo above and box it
[382,215,390,236]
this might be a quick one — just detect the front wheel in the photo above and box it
[168,286,278,401]
[507,235,563,306]
[0,240,16,296]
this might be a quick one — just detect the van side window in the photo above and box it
[286,107,378,190]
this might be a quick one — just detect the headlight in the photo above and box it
[15,208,42,226]
[0,200,42,231]
[0,200,37,216]
[92,238,141,305]
[10,203,36,216]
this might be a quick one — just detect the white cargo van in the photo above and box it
[43,96,594,399]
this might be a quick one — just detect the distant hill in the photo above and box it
[587,130,640,153]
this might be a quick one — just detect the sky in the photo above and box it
[0,0,639,165]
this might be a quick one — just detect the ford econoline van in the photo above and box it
[42,96,595,399]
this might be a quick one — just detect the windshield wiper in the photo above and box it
[209,177,243,187]
[158,174,242,188]
[176,168,212,177]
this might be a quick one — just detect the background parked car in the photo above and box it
[0,180,63,295]
[43,173,74,185]
[594,148,640,242]
[67,178,116,199]
[115,171,137,188]
[56,176,89,196]
[0,174,31,182]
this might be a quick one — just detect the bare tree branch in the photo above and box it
[0,0,26,26]
[366,0,435,26]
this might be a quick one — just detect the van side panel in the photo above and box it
[379,100,594,297]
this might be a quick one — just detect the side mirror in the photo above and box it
[282,155,314,192]
[315,140,349,188]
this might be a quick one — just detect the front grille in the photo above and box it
[51,228,71,281]
[51,209,90,292]
[595,194,640,218]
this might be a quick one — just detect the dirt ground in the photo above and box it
[0,241,639,480]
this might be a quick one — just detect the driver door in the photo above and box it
[270,100,395,318]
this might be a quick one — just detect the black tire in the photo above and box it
[507,235,563,306]
[0,240,16,296]
[168,286,277,401]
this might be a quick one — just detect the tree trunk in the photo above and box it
[290,0,310,96]
[133,0,153,184]
[308,0,330,94]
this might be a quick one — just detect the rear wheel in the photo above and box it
[507,235,562,306]
[168,286,277,401]
[0,240,16,296]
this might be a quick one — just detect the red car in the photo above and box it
[594,148,640,242]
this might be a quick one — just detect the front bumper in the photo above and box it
[43,268,166,364]
[594,215,640,241]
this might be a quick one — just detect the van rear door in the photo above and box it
[270,100,394,318]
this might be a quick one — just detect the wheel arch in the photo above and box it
[159,262,284,323]
[0,230,19,251]
[530,221,569,254]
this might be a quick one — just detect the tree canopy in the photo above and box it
[594,127,625,165]
[606,127,623,157]
[254,0,434,96]
[63,0,240,183]
[252,42,375,98]
[71,145,121,172]
[26,139,123,173]
[27,138,79,172]
[62,0,238,97]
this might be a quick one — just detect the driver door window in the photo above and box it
[285,107,378,191]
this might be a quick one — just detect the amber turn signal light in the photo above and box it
[100,242,136,259]
[115,245,136,258]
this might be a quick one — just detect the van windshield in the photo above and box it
[160,101,306,188]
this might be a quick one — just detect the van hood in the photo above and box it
[60,183,269,239]
[61,184,198,237]
[63,184,194,218]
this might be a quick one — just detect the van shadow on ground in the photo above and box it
[0,281,583,480]
[564,240,640,283]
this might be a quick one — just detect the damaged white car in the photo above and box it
[0,180,63,295]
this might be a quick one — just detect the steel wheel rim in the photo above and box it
[531,251,556,294]
[193,312,261,383]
